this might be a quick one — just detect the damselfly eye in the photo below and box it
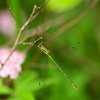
[38,44,41,48]
[38,42,43,48]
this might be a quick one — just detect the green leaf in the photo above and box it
[46,0,83,13]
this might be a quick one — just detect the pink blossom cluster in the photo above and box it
[0,48,25,79]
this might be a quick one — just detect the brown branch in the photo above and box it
[18,42,34,46]
[21,5,38,31]
[18,37,43,46]
[39,0,50,26]
[46,0,99,46]
[41,0,50,12]
[1,4,43,69]
[26,0,50,52]
[6,0,21,29]
[30,12,39,22]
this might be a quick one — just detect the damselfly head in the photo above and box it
[38,42,43,48]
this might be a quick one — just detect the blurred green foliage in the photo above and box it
[0,0,100,100]
[46,0,83,13]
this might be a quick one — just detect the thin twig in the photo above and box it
[21,5,37,31]
[41,0,50,12]
[6,0,21,29]
[18,37,43,46]
[39,0,50,25]
[20,15,65,42]
[28,4,43,24]
[30,12,39,22]
[18,42,34,46]
[26,0,49,53]
[46,0,99,46]
[1,4,43,69]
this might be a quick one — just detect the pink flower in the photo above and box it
[0,10,16,37]
[0,48,25,79]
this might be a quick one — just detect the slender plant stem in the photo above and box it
[1,4,43,69]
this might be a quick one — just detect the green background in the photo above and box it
[0,0,100,100]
